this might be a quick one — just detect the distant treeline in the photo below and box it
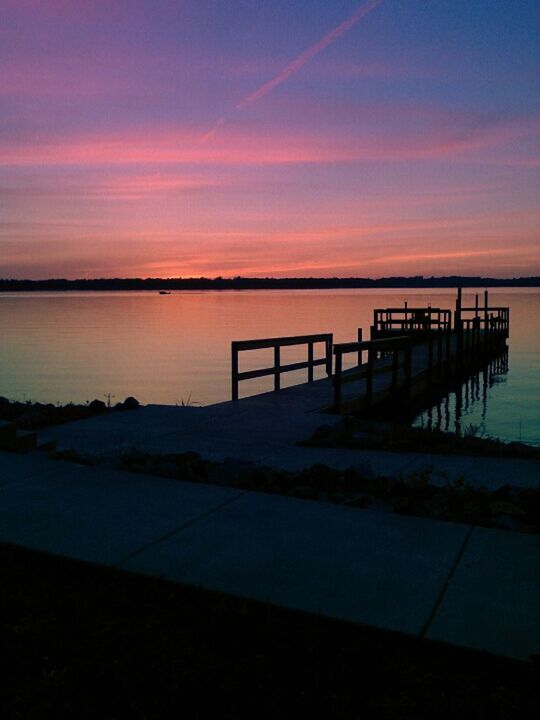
[0,276,539,292]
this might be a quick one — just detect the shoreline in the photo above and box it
[1,276,539,292]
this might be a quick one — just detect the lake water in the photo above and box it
[1,288,538,445]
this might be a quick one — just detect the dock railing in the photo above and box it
[333,335,412,413]
[371,307,451,338]
[456,289,509,365]
[231,333,333,400]
[333,325,455,413]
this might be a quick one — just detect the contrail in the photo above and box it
[200,0,383,143]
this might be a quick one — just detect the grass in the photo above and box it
[176,392,201,407]
[2,543,538,719]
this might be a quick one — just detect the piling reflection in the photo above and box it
[418,347,509,437]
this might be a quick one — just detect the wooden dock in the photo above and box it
[231,289,509,417]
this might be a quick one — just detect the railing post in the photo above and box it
[446,326,452,374]
[333,350,342,412]
[427,331,433,392]
[231,343,239,401]
[392,348,399,396]
[455,287,462,372]
[308,342,314,382]
[326,335,333,376]
[357,328,363,366]
[437,329,443,382]
[404,342,412,404]
[274,345,281,391]
[366,347,374,410]
[484,289,489,354]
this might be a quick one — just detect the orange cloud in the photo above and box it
[2,208,538,279]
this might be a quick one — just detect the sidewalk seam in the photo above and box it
[113,488,251,568]
[420,525,475,638]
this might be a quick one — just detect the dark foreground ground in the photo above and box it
[2,543,538,719]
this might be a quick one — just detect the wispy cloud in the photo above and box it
[1,172,226,201]
[3,112,524,169]
[201,0,384,142]
[2,209,538,279]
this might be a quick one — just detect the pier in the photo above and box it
[232,289,510,417]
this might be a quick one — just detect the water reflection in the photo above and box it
[417,348,510,438]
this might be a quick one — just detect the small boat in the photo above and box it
[158,290,171,295]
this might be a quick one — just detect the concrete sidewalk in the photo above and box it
[1,450,538,661]
[40,400,540,490]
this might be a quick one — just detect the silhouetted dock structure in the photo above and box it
[231,289,509,417]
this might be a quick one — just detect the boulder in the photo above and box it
[123,396,140,410]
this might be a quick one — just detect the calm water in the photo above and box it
[1,288,539,445]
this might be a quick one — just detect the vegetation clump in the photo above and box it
[119,450,539,534]
[0,395,140,430]
[301,418,540,460]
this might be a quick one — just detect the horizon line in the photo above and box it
[1,275,539,283]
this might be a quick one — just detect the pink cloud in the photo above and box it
[1,113,530,168]
[3,172,227,201]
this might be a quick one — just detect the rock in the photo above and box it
[345,494,372,509]
[123,396,139,410]
[15,408,44,429]
[424,493,449,518]
[153,461,180,479]
[489,501,525,517]
[0,396,11,414]
[291,485,319,500]
[297,464,340,492]
[491,515,524,532]
[326,492,347,504]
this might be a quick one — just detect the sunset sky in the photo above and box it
[1,0,539,279]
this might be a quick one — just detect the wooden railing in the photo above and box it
[333,335,412,412]
[333,327,454,413]
[372,306,451,337]
[455,289,509,364]
[231,333,333,400]
[460,307,509,336]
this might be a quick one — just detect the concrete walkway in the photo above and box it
[1,450,538,661]
[40,398,540,490]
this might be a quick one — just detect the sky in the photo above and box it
[1,0,539,279]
